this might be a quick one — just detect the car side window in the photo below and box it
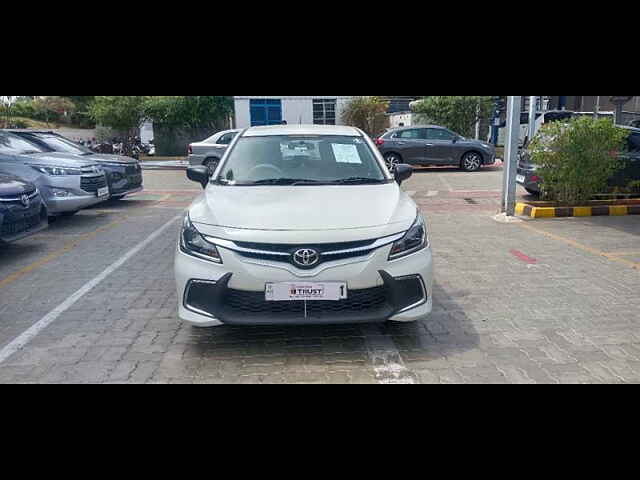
[426,128,456,141]
[396,129,426,140]
[218,132,237,145]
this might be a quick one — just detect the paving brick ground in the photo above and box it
[0,165,638,383]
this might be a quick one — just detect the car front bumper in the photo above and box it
[175,242,433,327]
[0,200,49,244]
[39,175,110,214]
[102,165,144,197]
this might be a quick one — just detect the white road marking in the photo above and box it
[438,175,454,192]
[426,190,439,197]
[0,216,181,365]
[362,325,416,384]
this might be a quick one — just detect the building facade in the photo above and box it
[233,96,355,129]
[233,96,422,129]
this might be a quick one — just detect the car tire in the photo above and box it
[384,153,402,172]
[203,158,219,176]
[461,152,483,172]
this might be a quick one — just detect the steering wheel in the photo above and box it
[247,164,284,179]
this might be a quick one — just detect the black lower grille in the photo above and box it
[224,286,388,316]
[80,175,107,193]
[1,211,43,236]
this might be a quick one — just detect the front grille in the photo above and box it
[0,190,38,204]
[223,286,388,316]
[80,175,107,193]
[231,238,381,268]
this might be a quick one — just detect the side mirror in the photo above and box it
[452,136,459,144]
[394,164,413,185]
[187,166,210,189]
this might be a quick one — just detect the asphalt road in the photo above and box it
[0,165,638,383]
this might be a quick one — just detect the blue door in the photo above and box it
[250,99,282,126]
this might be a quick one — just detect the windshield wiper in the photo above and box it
[244,178,327,186]
[330,177,387,185]
[22,150,42,155]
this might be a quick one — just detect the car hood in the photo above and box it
[0,173,35,196]
[190,183,418,243]
[85,153,138,164]
[17,152,99,168]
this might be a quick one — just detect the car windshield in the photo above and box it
[217,135,389,186]
[0,133,47,155]
[26,134,93,155]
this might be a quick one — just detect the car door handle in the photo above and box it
[397,142,406,146]
[425,144,434,147]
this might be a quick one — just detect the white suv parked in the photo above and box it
[175,125,433,327]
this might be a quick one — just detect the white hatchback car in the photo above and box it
[175,125,433,327]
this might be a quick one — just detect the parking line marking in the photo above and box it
[0,219,123,291]
[438,175,454,192]
[362,325,416,384]
[0,216,181,365]
[518,223,640,270]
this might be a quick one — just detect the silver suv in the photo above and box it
[376,125,496,172]
[0,132,109,217]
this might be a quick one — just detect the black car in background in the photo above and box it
[518,126,640,195]
[5,130,143,200]
[0,173,48,244]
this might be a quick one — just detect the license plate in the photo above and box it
[97,186,110,198]
[516,175,526,184]
[265,282,348,302]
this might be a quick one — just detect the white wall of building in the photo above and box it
[388,112,415,128]
[234,96,354,129]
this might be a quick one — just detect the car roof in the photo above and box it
[243,124,362,137]
[619,125,640,133]
[388,125,448,131]
[2,129,58,135]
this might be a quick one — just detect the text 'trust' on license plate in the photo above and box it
[265,282,348,301]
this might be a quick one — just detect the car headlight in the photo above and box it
[30,165,83,176]
[389,214,429,260]
[180,214,222,263]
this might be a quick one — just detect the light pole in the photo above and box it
[528,96,537,143]
[502,96,522,216]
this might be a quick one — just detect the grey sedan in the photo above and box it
[188,129,241,175]
[376,125,496,172]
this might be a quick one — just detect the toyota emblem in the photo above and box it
[21,194,30,208]
[293,248,320,268]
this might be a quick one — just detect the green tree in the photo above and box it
[144,96,233,129]
[412,96,494,137]
[341,96,390,137]
[530,116,628,205]
[88,96,149,133]
[33,96,76,127]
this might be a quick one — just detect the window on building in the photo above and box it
[313,99,337,125]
